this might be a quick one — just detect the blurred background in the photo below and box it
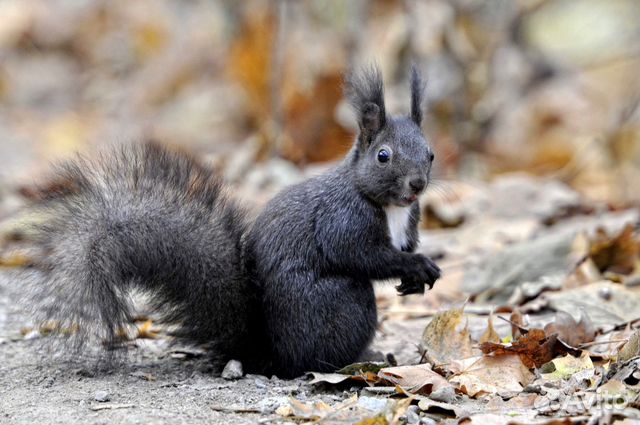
[1,0,640,355]
[1,0,639,207]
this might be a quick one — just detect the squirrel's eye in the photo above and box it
[429,152,435,162]
[377,149,390,163]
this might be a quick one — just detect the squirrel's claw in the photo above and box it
[396,277,426,296]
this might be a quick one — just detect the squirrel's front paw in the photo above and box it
[415,255,441,287]
[396,276,425,296]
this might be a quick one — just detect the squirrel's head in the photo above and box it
[346,65,434,207]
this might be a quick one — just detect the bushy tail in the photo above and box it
[26,142,255,362]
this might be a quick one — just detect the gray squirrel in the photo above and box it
[25,66,440,378]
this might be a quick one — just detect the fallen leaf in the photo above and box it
[544,310,596,347]
[589,224,638,275]
[617,329,640,362]
[543,281,640,328]
[421,306,474,366]
[480,329,558,368]
[510,309,527,340]
[377,364,452,395]
[353,418,388,425]
[281,394,395,424]
[597,379,636,405]
[450,355,534,397]
[337,362,388,375]
[479,314,501,344]
[540,352,594,381]
[416,397,462,418]
[308,372,378,386]
[288,397,335,419]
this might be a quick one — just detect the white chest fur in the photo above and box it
[383,205,412,250]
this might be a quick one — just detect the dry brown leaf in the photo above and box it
[287,397,336,419]
[544,281,640,328]
[480,329,558,369]
[308,371,380,386]
[510,309,527,340]
[353,418,388,425]
[485,392,538,413]
[589,224,638,275]
[377,364,452,395]
[563,254,602,289]
[617,329,640,362]
[544,310,596,347]
[540,352,594,381]
[479,314,501,344]
[421,306,474,366]
[282,394,395,424]
[450,355,534,397]
[416,397,462,418]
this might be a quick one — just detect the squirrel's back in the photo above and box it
[28,142,258,365]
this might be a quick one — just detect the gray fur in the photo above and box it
[25,66,440,379]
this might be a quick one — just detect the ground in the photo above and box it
[1,174,640,425]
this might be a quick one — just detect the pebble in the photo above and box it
[429,386,457,403]
[357,396,388,413]
[94,390,111,402]
[598,286,612,301]
[405,405,421,424]
[23,330,42,340]
[221,359,243,380]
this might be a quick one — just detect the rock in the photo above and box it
[254,378,268,390]
[94,390,111,402]
[405,405,421,424]
[221,359,243,380]
[429,386,457,404]
[356,396,388,414]
[23,330,42,340]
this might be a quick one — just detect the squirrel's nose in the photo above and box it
[408,177,426,194]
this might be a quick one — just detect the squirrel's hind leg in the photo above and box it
[264,275,377,378]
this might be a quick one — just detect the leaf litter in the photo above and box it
[298,202,640,424]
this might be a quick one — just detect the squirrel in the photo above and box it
[24,66,440,379]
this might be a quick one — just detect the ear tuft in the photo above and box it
[361,102,381,135]
[410,66,426,126]
[345,65,386,143]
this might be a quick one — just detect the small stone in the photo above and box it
[405,407,420,424]
[429,386,457,403]
[357,396,388,414]
[420,418,437,425]
[221,359,243,380]
[598,286,612,300]
[23,330,41,340]
[94,390,111,402]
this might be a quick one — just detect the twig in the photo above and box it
[89,403,136,411]
[578,339,628,349]
[210,405,261,414]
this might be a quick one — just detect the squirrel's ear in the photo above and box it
[410,66,426,126]
[345,65,386,147]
